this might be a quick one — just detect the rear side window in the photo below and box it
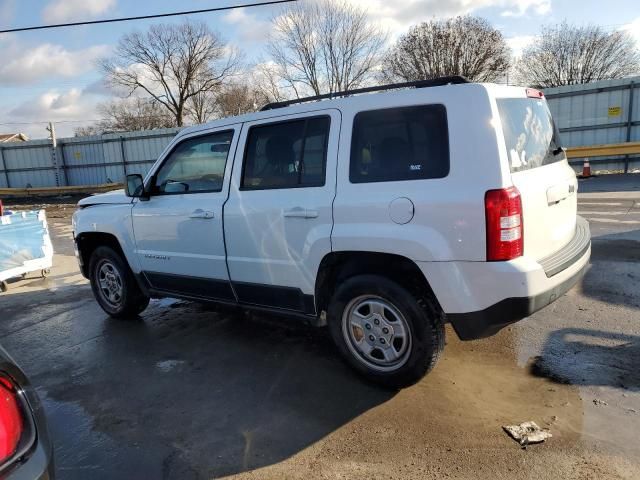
[241,116,330,190]
[497,98,565,173]
[350,105,449,183]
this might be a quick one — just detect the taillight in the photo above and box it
[526,88,544,98]
[0,376,23,463]
[0,200,4,216]
[485,187,523,261]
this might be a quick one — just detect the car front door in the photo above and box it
[131,125,240,301]
[224,110,340,314]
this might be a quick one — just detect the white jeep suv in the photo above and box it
[72,77,591,388]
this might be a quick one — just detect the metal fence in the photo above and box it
[545,76,639,172]
[0,128,180,189]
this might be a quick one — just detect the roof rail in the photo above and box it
[260,76,471,111]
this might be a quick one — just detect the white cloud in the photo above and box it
[507,35,535,57]
[4,88,101,138]
[501,0,550,16]
[0,42,110,86]
[8,88,94,121]
[42,0,116,23]
[343,0,551,34]
[223,9,271,43]
[621,17,640,48]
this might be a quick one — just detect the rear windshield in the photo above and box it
[497,98,565,173]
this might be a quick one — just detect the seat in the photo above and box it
[373,137,413,180]
[263,135,298,186]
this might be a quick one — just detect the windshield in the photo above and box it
[497,98,565,173]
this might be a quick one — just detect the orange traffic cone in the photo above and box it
[582,159,591,178]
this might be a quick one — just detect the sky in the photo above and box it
[0,0,639,139]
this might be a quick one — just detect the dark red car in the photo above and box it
[0,345,54,479]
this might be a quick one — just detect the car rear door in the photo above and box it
[223,110,340,313]
[496,94,578,260]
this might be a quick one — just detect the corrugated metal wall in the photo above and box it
[545,76,639,172]
[0,128,180,188]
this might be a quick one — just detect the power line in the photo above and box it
[0,0,297,34]
[0,120,101,126]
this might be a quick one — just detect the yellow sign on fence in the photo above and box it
[608,106,622,117]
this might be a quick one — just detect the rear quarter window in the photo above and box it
[350,105,449,183]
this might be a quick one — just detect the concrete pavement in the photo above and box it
[1,178,639,479]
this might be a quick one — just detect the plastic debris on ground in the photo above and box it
[503,421,552,447]
[0,210,54,288]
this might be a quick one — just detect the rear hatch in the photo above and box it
[496,93,577,260]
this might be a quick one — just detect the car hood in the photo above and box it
[77,189,132,207]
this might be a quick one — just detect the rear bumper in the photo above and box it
[446,256,588,340]
[418,216,591,340]
[6,440,54,480]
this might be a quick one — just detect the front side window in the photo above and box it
[497,98,565,173]
[153,131,234,194]
[350,105,449,183]
[241,116,330,190]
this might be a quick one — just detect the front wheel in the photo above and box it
[328,274,445,389]
[89,246,149,318]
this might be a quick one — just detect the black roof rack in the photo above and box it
[260,75,471,111]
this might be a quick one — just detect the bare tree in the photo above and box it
[100,20,241,126]
[252,61,289,104]
[214,83,269,118]
[74,98,174,136]
[267,0,387,97]
[186,82,219,124]
[74,125,103,137]
[515,22,640,87]
[380,16,510,83]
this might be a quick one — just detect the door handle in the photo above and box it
[283,208,319,219]
[190,209,214,219]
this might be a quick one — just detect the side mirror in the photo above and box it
[125,174,146,199]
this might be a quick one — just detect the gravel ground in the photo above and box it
[1,177,639,479]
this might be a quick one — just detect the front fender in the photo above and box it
[72,204,140,273]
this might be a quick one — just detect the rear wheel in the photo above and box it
[328,274,444,389]
[89,246,149,318]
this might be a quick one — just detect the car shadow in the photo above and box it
[0,286,395,479]
[578,174,640,193]
[579,229,640,309]
[529,327,640,391]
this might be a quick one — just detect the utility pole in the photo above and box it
[46,122,61,187]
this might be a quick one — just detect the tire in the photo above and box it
[328,274,445,389]
[89,246,150,318]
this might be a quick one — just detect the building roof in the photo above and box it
[0,133,29,143]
